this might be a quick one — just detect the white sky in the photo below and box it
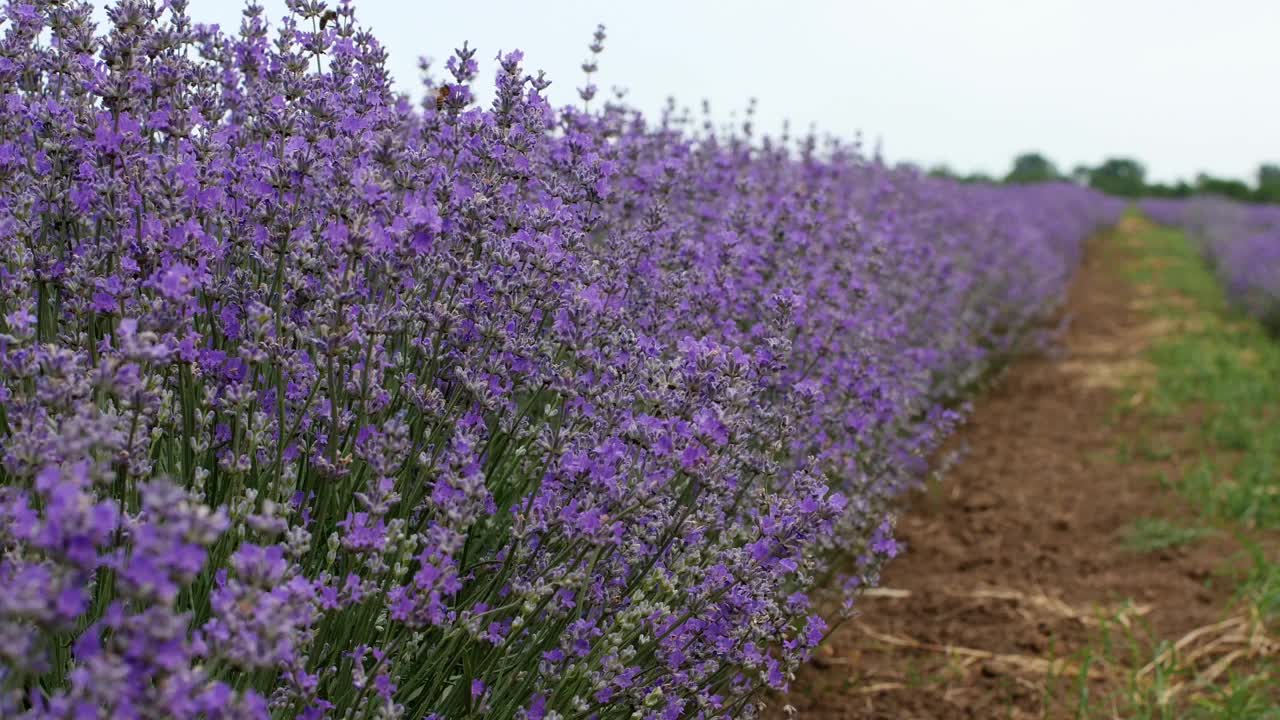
[102,1,1280,183]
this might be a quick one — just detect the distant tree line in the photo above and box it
[926,153,1280,204]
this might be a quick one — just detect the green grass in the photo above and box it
[1076,217,1280,717]
[1239,542,1280,620]
[1188,675,1280,720]
[1119,516,1212,553]
[1123,224,1280,529]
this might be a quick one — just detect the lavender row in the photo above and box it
[0,2,1120,718]
[1142,197,1280,332]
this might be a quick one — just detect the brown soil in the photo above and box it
[775,219,1254,718]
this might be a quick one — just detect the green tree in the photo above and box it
[1257,164,1280,203]
[1195,173,1253,202]
[1087,157,1146,197]
[1004,152,1060,184]
[1144,181,1193,199]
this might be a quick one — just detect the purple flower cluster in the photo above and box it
[1143,197,1280,332]
[0,1,1119,717]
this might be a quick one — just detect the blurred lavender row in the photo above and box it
[1142,197,1280,332]
[0,1,1120,717]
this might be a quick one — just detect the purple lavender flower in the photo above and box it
[0,1,1120,716]
[1143,196,1280,332]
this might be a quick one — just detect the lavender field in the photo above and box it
[1142,197,1280,333]
[2,1,1279,719]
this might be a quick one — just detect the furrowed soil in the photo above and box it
[774,216,1263,719]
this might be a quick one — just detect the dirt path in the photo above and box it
[780,218,1250,718]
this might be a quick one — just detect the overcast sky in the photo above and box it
[111,0,1280,183]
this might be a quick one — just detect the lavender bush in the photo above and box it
[1142,197,1280,332]
[0,1,1120,717]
